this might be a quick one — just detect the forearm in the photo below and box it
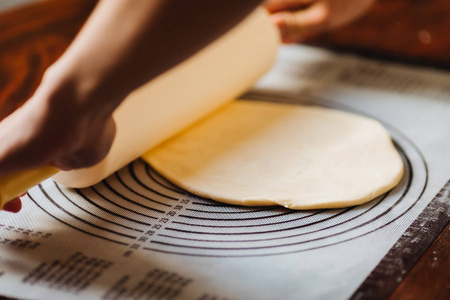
[41,0,264,116]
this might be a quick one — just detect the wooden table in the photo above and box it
[0,1,448,299]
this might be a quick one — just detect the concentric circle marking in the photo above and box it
[27,100,428,257]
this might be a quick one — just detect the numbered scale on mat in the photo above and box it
[1,44,449,300]
[27,96,428,258]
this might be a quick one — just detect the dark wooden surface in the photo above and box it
[308,0,450,69]
[0,1,448,299]
[0,0,96,121]
[390,225,450,300]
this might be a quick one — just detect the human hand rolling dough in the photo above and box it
[0,0,263,212]
[0,0,374,213]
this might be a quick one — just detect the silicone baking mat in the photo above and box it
[1,45,449,300]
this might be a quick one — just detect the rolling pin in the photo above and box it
[0,8,279,209]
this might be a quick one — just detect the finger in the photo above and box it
[264,0,317,13]
[0,98,62,175]
[2,197,22,213]
[51,116,116,170]
[271,1,329,43]
[0,106,41,175]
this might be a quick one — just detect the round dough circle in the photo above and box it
[144,101,404,209]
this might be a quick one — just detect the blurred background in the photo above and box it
[0,0,449,69]
[308,0,450,69]
[1,0,450,68]
[0,0,35,11]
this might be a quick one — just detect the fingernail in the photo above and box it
[3,198,22,213]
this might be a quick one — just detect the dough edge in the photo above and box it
[144,100,405,210]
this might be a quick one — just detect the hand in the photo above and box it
[0,0,264,213]
[0,77,117,173]
[0,70,117,213]
[264,0,375,43]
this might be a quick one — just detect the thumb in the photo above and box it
[271,1,329,43]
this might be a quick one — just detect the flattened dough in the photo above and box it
[143,101,404,209]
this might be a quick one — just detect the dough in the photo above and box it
[142,101,404,209]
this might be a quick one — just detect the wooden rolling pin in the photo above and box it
[0,8,279,209]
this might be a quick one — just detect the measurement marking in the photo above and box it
[115,172,175,205]
[169,147,410,234]
[129,163,178,201]
[178,211,297,221]
[154,149,412,250]
[166,209,350,236]
[146,188,426,257]
[190,202,235,207]
[87,186,162,220]
[148,126,427,257]
[38,185,137,239]
[76,188,155,225]
[143,160,185,193]
[28,190,129,246]
[172,210,323,228]
[141,95,428,258]
[184,207,280,214]
[170,192,388,229]
[157,192,388,242]
[54,182,142,232]
[143,205,427,259]
[97,182,166,213]
[103,178,171,209]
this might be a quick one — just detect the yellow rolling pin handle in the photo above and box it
[0,165,59,210]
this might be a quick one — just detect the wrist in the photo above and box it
[38,60,123,120]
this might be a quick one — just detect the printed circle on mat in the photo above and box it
[27,100,427,257]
